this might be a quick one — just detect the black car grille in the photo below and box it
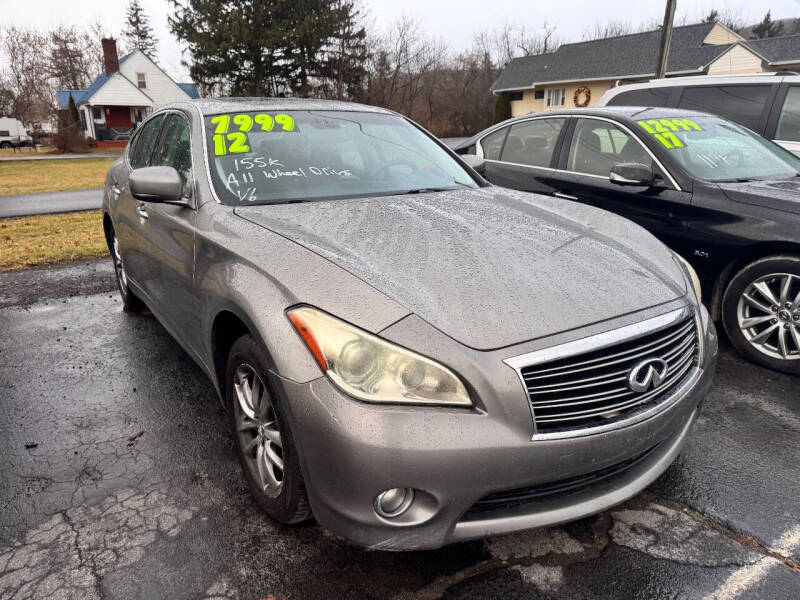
[462,444,658,520]
[522,315,698,434]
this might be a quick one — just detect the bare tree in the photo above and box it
[0,26,52,126]
[478,21,561,66]
[49,25,99,90]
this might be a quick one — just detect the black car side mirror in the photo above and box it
[129,166,184,203]
[609,163,654,186]
[461,154,487,176]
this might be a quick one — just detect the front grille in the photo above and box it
[522,315,697,434]
[462,444,658,520]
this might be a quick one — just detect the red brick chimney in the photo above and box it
[101,38,120,75]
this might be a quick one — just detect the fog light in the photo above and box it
[374,487,415,518]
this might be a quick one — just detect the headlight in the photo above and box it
[673,253,702,303]
[287,306,472,406]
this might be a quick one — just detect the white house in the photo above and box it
[57,38,199,147]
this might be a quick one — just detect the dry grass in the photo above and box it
[0,210,108,271]
[0,146,124,157]
[0,157,116,196]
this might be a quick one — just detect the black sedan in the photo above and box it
[454,107,800,374]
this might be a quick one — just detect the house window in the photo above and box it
[546,88,566,108]
[137,73,147,89]
[508,91,524,102]
[534,90,545,100]
[92,107,102,120]
[79,111,87,131]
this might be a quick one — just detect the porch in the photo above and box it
[80,104,150,147]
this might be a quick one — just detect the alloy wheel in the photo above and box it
[112,235,128,289]
[232,364,284,497]
[736,273,800,361]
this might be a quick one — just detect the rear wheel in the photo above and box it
[0,142,11,149]
[226,334,311,523]
[108,228,143,311]
[722,255,800,375]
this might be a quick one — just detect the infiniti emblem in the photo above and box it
[627,358,669,393]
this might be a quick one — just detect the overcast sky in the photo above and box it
[3,0,799,82]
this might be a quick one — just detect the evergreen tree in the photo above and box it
[493,93,511,124]
[704,10,719,24]
[123,0,159,59]
[67,94,81,130]
[319,0,368,100]
[751,11,785,39]
[169,0,341,97]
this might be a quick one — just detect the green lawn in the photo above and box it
[0,157,116,197]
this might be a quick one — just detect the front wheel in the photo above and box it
[722,255,800,375]
[226,334,312,523]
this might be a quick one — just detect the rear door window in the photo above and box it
[129,114,166,169]
[776,86,800,142]
[479,127,509,160]
[499,118,566,167]
[606,87,673,108]
[677,85,771,132]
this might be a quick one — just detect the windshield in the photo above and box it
[635,115,800,182]
[204,110,479,205]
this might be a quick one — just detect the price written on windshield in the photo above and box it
[637,118,702,150]
[211,113,297,156]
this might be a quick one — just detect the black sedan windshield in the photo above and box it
[205,110,478,205]
[637,115,800,182]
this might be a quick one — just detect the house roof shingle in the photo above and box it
[491,22,733,91]
[746,34,800,64]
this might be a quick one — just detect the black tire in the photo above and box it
[226,334,312,524]
[107,226,143,311]
[721,255,800,375]
[0,142,11,149]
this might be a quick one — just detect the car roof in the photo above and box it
[456,106,715,148]
[175,97,395,116]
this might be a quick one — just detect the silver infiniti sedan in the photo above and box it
[102,98,718,550]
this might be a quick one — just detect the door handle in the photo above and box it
[554,191,578,201]
[136,204,149,220]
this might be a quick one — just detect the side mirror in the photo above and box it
[461,154,487,176]
[609,162,654,186]
[129,166,183,202]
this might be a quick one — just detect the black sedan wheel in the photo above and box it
[722,255,800,375]
[226,334,312,523]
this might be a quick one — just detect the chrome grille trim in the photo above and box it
[504,306,701,440]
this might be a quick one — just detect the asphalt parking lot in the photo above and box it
[1,260,798,599]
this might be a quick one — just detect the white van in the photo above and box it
[0,117,32,148]
[598,72,800,156]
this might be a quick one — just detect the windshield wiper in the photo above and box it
[401,186,460,194]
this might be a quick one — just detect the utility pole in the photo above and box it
[655,0,677,78]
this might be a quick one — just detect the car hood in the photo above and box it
[716,178,800,215]
[234,188,686,350]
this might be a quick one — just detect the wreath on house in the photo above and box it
[573,86,591,107]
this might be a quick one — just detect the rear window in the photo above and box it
[606,87,672,108]
[677,85,770,132]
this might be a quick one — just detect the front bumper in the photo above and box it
[276,306,718,550]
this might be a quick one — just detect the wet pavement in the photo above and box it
[0,260,798,599]
[0,189,103,218]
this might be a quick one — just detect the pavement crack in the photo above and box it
[642,493,800,574]
[61,509,106,600]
